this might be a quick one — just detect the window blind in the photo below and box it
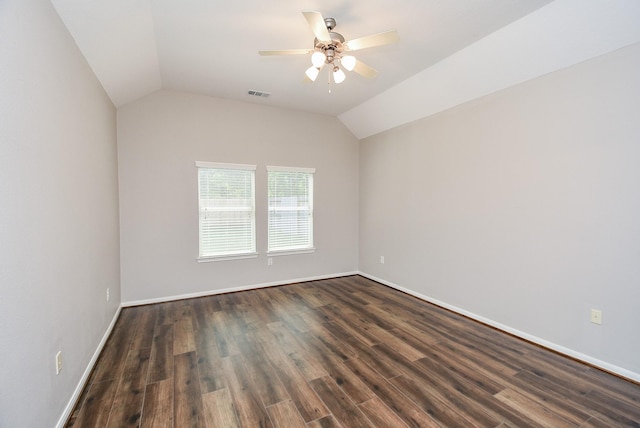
[267,166,314,252]
[197,162,256,259]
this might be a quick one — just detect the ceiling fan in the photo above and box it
[259,11,399,85]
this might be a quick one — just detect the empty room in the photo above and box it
[1,0,640,427]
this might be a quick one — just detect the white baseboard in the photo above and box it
[59,269,637,428]
[122,271,359,307]
[56,272,356,425]
[358,271,640,384]
[55,306,122,428]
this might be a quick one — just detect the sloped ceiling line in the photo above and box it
[49,0,640,138]
[340,0,640,139]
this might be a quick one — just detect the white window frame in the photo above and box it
[267,165,315,256]
[196,161,257,262]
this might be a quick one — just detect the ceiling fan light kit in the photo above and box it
[305,66,320,81]
[259,10,399,88]
[333,66,346,84]
[311,51,326,68]
[341,55,356,71]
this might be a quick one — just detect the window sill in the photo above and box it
[197,252,258,263]
[267,248,315,257]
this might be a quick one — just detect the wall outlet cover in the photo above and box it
[55,351,62,375]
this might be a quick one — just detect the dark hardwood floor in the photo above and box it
[66,275,640,427]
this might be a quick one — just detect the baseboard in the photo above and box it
[63,269,638,428]
[55,306,122,428]
[122,271,359,307]
[358,271,640,384]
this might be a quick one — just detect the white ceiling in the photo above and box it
[50,0,553,115]
[341,0,640,138]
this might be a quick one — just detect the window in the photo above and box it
[267,166,315,253]
[196,162,256,261]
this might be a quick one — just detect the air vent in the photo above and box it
[248,90,271,98]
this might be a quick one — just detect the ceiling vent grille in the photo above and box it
[248,90,271,98]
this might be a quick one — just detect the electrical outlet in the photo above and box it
[106,288,110,301]
[380,256,385,264]
[268,257,273,266]
[55,351,62,375]
[590,309,602,325]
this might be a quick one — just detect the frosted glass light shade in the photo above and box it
[305,66,320,81]
[333,67,346,84]
[311,51,326,68]
[342,55,356,71]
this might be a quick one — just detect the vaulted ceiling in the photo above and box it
[50,0,553,115]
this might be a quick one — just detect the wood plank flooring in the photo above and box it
[66,275,640,427]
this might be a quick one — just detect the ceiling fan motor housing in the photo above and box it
[313,19,346,66]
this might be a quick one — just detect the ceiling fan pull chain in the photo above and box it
[327,68,332,94]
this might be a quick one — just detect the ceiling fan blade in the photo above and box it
[352,60,378,79]
[259,49,312,56]
[302,10,331,43]
[344,30,399,51]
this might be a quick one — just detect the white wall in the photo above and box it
[117,90,359,303]
[0,0,120,427]
[359,43,640,378]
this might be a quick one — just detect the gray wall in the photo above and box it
[359,43,640,377]
[2,2,638,425]
[117,90,359,303]
[0,0,121,426]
